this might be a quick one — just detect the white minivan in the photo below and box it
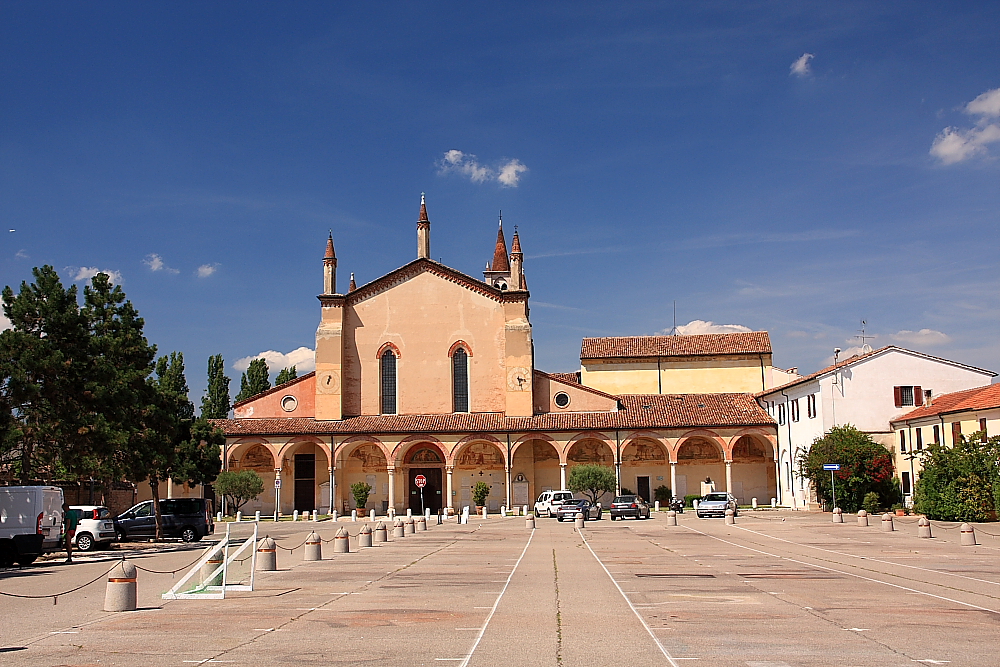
[0,486,65,566]
[534,490,575,518]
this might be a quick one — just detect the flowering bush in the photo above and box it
[798,425,898,512]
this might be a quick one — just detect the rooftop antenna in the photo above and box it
[671,300,677,335]
[855,319,873,353]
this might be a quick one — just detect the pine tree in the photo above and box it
[201,354,231,419]
[274,365,297,386]
[235,358,270,402]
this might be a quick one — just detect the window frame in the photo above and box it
[380,348,397,415]
[452,346,470,413]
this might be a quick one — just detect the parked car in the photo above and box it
[0,486,64,566]
[115,498,214,542]
[696,492,739,518]
[69,505,117,551]
[555,499,603,521]
[610,495,650,520]
[534,490,575,518]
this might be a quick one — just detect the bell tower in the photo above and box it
[316,233,345,420]
[483,213,512,290]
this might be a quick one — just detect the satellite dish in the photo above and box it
[861,344,872,353]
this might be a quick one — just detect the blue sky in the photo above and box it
[2,2,999,405]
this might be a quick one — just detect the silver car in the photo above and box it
[696,492,738,518]
[555,499,603,521]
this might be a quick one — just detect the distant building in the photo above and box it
[891,383,1000,505]
[757,347,995,508]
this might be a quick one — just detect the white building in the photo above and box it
[756,346,995,509]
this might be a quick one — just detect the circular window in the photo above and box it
[280,395,298,412]
[554,392,571,409]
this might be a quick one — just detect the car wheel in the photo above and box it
[180,526,197,543]
[76,533,95,552]
[16,555,37,566]
[610,515,616,521]
[116,530,127,542]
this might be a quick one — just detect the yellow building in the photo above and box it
[215,197,778,515]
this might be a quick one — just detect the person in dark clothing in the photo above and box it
[62,503,80,563]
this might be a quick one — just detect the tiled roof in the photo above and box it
[232,371,315,409]
[341,258,525,306]
[891,383,1000,424]
[491,224,510,272]
[547,372,580,385]
[213,393,773,436]
[581,332,771,360]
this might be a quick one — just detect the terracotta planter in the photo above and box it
[895,509,905,516]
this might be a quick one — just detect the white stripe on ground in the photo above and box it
[681,525,1000,615]
[456,527,536,667]
[579,531,681,667]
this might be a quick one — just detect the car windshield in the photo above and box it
[569,500,588,507]
[703,493,729,502]
[613,496,636,503]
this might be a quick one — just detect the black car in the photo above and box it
[115,498,214,542]
[610,495,650,520]
[554,499,603,521]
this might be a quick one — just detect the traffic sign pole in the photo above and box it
[414,475,427,516]
[822,464,841,510]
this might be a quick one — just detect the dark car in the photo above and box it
[555,499,602,521]
[610,495,650,520]
[115,498,214,542]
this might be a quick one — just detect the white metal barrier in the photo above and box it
[162,522,258,600]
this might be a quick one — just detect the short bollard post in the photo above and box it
[388,508,395,520]
[437,511,443,525]
[725,508,736,525]
[407,508,412,518]
[293,510,299,522]
[304,531,322,560]
[416,516,427,531]
[374,521,387,543]
[666,510,677,526]
[333,527,350,553]
[752,497,758,509]
[257,536,277,571]
[483,507,489,519]
[202,546,224,586]
[255,511,261,522]
[526,514,535,529]
[369,509,376,522]
[574,512,585,530]
[501,506,507,517]
[393,519,406,538]
[425,508,431,521]
[917,517,933,538]
[236,511,242,522]
[312,510,318,522]
[405,515,416,534]
[359,524,373,548]
[771,498,777,508]
[832,507,843,523]
[331,509,338,522]
[104,560,137,612]
[654,501,660,512]
[960,523,977,546]
[522,505,528,516]
[216,511,223,522]
[857,510,869,527]
[351,510,358,522]
[881,513,894,532]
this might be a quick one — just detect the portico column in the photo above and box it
[560,463,567,490]
[505,466,512,509]
[328,467,334,515]
[615,461,621,497]
[273,468,281,520]
[725,460,733,495]
[670,461,677,498]
[446,465,454,513]
[387,466,396,513]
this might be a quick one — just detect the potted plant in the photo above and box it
[350,481,372,511]
[472,481,491,515]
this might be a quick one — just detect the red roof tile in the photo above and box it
[491,223,509,272]
[232,371,315,409]
[891,383,1000,424]
[581,332,771,360]
[547,372,580,385]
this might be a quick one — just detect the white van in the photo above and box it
[534,490,575,518]
[0,486,65,566]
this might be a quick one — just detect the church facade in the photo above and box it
[214,197,779,516]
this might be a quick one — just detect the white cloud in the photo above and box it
[657,319,753,335]
[0,312,10,331]
[790,53,814,77]
[233,347,316,374]
[15,249,28,259]
[931,87,1000,164]
[437,150,528,187]
[196,263,219,278]
[890,328,951,347]
[144,253,180,274]
[73,267,123,284]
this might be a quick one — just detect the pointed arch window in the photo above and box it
[380,349,397,415]
[453,347,469,413]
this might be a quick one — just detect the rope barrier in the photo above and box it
[0,562,118,604]
[132,551,208,576]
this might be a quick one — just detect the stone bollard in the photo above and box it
[501,506,507,517]
[388,508,395,520]
[407,508,412,518]
[960,523,977,546]
[575,512,585,530]
[312,510,318,522]
[483,507,489,519]
[370,509,376,522]
[359,524,373,548]
[857,510,869,527]
[236,511,242,522]
[332,510,338,522]
[351,510,358,522]
[293,510,299,522]
[725,508,735,525]
[216,511,223,522]
[416,516,427,531]
[526,514,535,529]
[104,560,137,612]
[333,527,350,553]
[201,546,225,586]
[522,505,528,516]
[393,519,405,538]
[437,511,443,525]
[752,497,758,509]
[304,531,322,560]
[666,510,677,526]
[771,498,777,508]
[255,511,261,522]
[425,508,431,521]
[832,507,843,523]
[256,536,277,571]
[405,516,416,534]
[917,516,933,538]
[881,513,894,532]
[654,501,660,512]
[374,521,388,543]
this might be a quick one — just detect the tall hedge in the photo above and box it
[798,424,896,513]
[913,432,1000,522]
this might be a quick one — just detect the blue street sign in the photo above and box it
[823,464,841,471]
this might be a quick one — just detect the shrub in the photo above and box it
[620,487,634,496]
[472,481,492,507]
[913,432,1000,522]
[797,425,896,513]
[350,481,372,510]
[654,485,672,504]
[567,465,617,504]
[683,494,701,508]
[862,492,881,515]
[214,470,264,514]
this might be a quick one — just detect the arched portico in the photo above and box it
[566,437,616,505]
[395,441,448,514]
[620,437,668,502]
[338,439,390,514]
[453,439,506,512]
[226,440,278,514]
[729,434,777,504]
[277,438,331,515]
[675,434,726,498]
[510,436,561,507]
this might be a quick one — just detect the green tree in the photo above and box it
[215,470,265,514]
[350,481,372,510]
[200,354,231,419]
[567,464,617,504]
[913,432,1000,522]
[797,424,896,513]
[274,365,297,386]
[235,358,270,402]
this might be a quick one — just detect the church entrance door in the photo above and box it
[408,468,442,514]
[294,453,315,512]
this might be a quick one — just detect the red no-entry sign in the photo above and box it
[414,475,427,488]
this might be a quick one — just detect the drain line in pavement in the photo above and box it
[553,549,563,665]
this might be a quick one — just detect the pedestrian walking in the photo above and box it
[63,503,80,564]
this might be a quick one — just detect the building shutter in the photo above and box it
[952,422,962,444]
[893,386,902,408]
[913,386,922,406]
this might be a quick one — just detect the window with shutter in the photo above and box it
[980,418,988,441]
[899,431,906,453]
[894,386,903,408]
[915,428,923,450]
[933,425,940,444]
[951,421,962,444]
[913,386,923,406]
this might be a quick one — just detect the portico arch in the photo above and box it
[453,439,506,512]
[395,441,447,514]
[510,438,561,507]
[675,434,726,498]
[620,437,668,502]
[226,440,278,515]
[729,434,777,505]
[339,439,390,514]
[566,437,616,505]
[277,437,331,515]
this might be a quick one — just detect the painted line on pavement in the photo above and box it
[579,532,681,667]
